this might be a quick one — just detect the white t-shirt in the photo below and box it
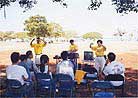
[6,65,28,85]
[103,61,125,86]
[56,60,74,79]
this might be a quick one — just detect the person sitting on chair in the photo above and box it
[56,51,74,80]
[100,52,125,86]
[6,52,28,85]
[39,54,50,73]
[19,54,31,81]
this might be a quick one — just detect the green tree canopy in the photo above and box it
[82,32,103,40]
[0,0,138,16]
[63,30,78,39]
[24,15,49,37]
[47,22,64,38]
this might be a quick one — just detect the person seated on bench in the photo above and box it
[100,52,125,86]
[56,51,74,80]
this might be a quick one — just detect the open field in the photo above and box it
[0,40,138,97]
[0,40,138,69]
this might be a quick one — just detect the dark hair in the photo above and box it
[20,54,27,62]
[97,40,103,44]
[107,52,116,62]
[26,50,33,58]
[61,51,68,60]
[70,39,74,43]
[40,55,49,73]
[11,52,20,64]
[37,37,40,39]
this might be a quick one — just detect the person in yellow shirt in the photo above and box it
[30,37,47,65]
[90,40,106,73]
[69,39,78,53]
[69,39,79,71]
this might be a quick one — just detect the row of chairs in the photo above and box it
[4,70,124,97]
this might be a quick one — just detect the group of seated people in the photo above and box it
[6,49,125,88]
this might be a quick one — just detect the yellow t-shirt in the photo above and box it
[91,45,106,57]
[75,70,86,84]
[69,44,78,52]
[31,43,46,55]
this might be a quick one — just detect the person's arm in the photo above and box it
[22,67,28,81]
[30,38,35,47]
[102,45,106,51]
[41,39,47,46]
[91,46,97,51]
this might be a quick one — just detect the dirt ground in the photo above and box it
[0,41,138,69]
[0,41,138,97]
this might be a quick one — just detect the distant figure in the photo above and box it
[69,39,79,70]
[69,39,78,53]
[90,40,106,72]
[39,55,49,73]
[56,51,74,79]
[6,52,28,85]
[101,52,125,86]
[19,54,31,81]
[30,37,47,65]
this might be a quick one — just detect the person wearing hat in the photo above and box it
[30,37,47,65]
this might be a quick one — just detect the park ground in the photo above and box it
[0,40,138,97]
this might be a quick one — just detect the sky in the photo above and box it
[0,0,138,36]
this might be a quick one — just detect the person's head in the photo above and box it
[70,39,74,45]
[97,40,103,46]
[40,55,49,73]
[107,52,116,62]
[36,37,41,44]
[20,54,27,62]
[61,51,68,60]
[26,50,33,59]
[10,52,20,64]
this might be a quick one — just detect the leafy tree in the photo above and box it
[24,15,50,37]
[47,23,64,38]
[14,32,28,39]
[0,0,138,15]
[82,32,103,41]
[0,31,15,40]
[63,30,78,39]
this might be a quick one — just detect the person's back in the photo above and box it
[56,51,74,79]
[6,52,28,85]
[19,54,31,81]
[103,52,125,86]
[39,55,49,73]
[6,65,28,85]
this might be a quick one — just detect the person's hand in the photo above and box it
[105,59,109,65]
[90,43,93,48]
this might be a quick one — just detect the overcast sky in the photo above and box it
[0,0,138,35]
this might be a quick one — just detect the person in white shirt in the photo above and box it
[6,52,28,85]
[101,52,125,86]
[56,51,74,80]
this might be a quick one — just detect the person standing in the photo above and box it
[30,37,47,65]
[69,39,78,53]
[68,39,79,71]
[90,40,106,73]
